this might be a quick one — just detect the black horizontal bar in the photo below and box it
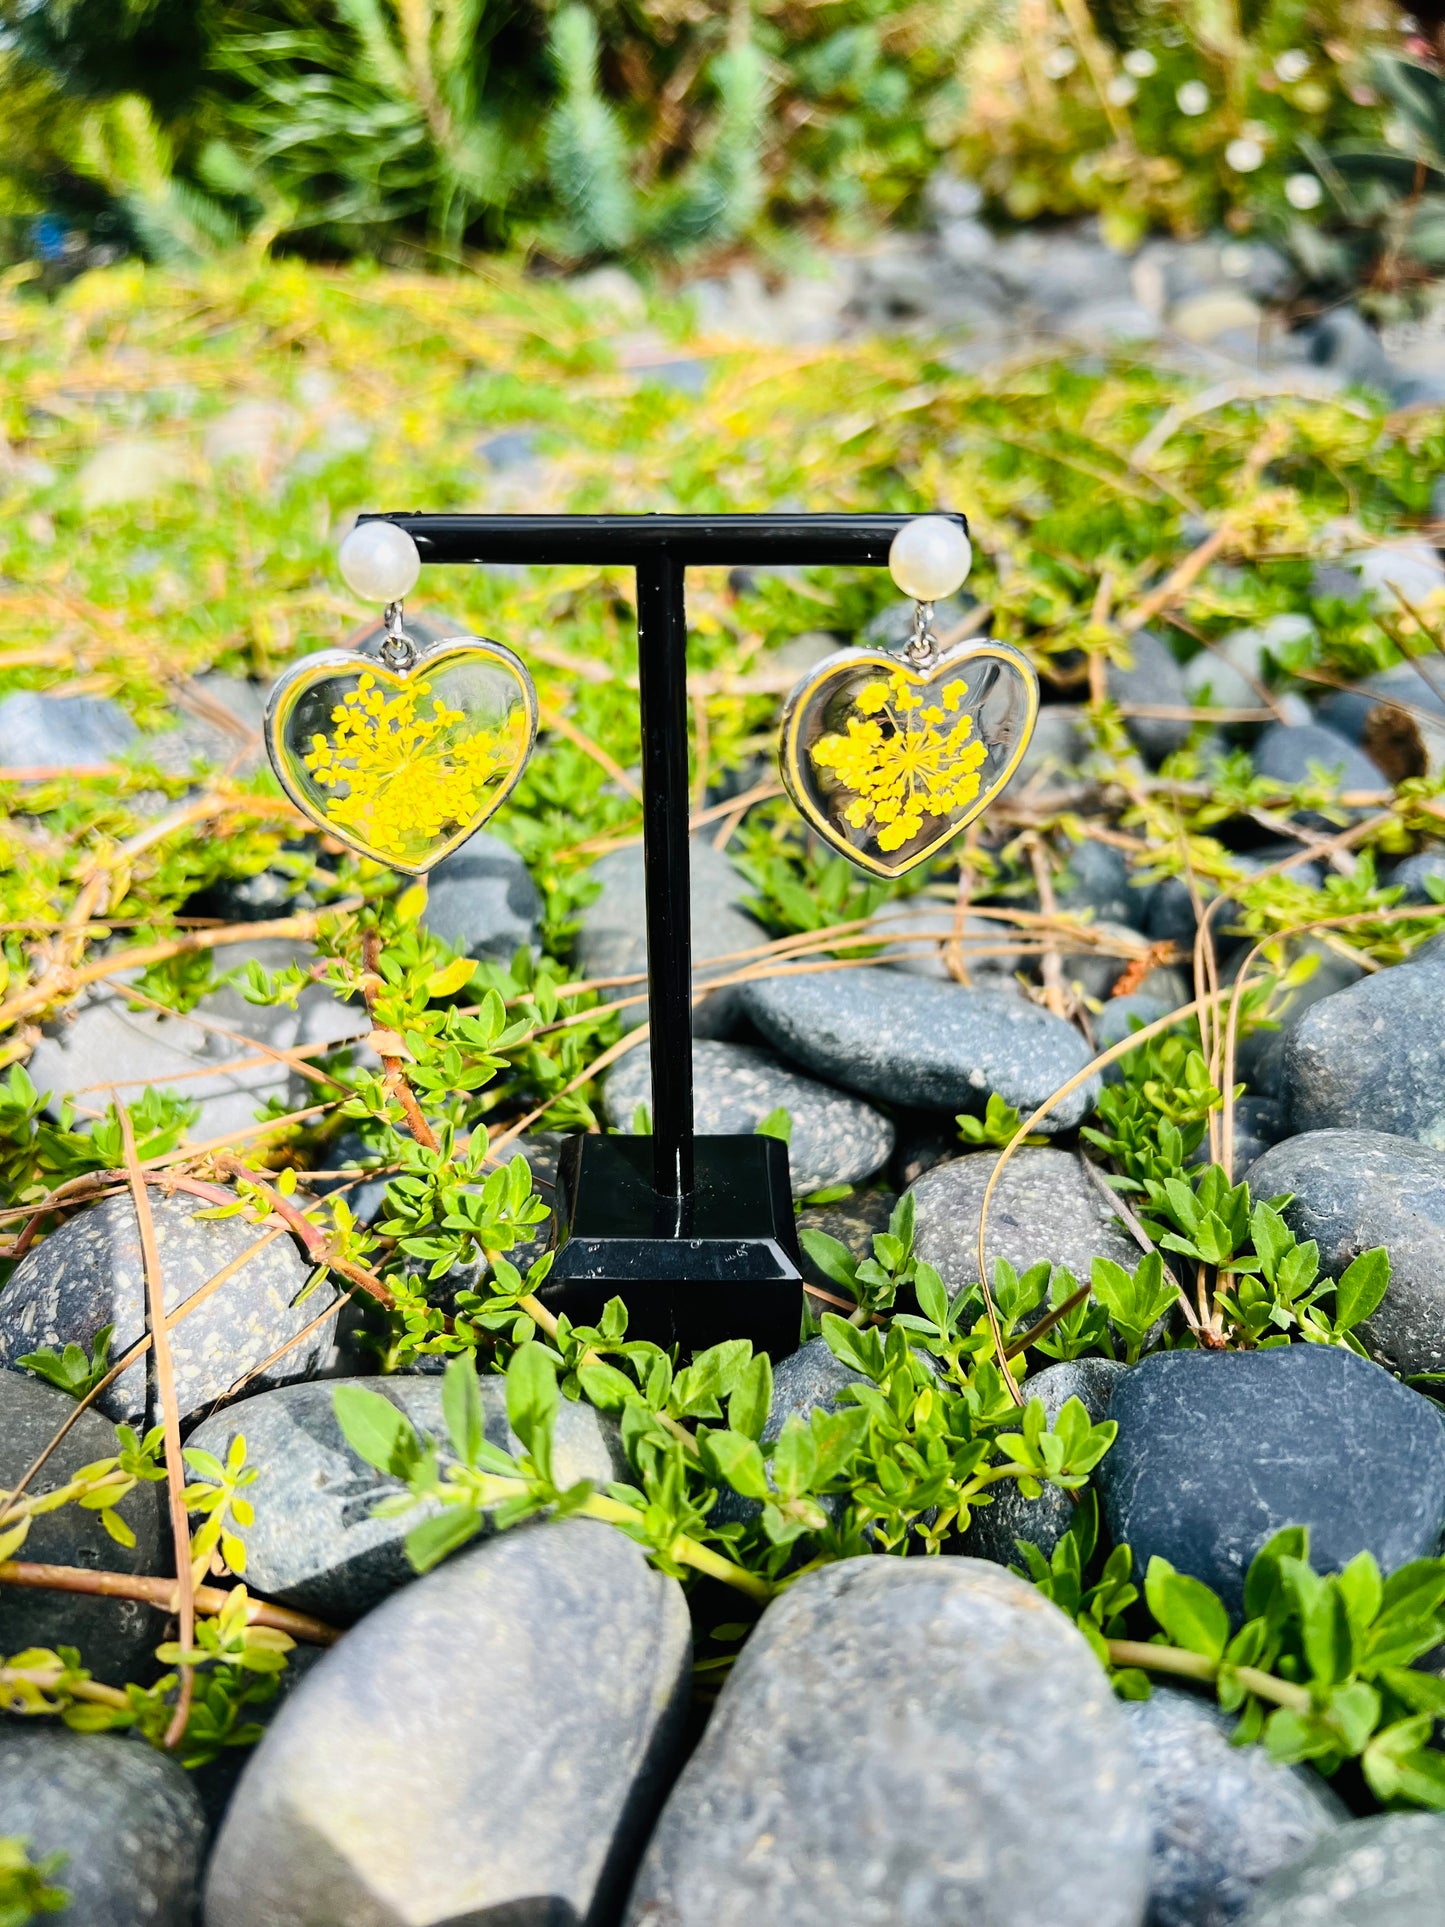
[359,511,966,568]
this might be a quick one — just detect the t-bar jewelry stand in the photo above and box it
[362,511,969,1357]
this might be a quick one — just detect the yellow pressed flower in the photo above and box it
[811,668,988,854]
[301,672,525,862]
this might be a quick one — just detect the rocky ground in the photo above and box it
[679,174,1445,415]
[4,225,1445,1924]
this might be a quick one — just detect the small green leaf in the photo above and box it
[1145,1557,1229,1661]
[404,1505,484,1573]
[1334,1246,1390,1331]
[576,1360,637,1412]
[332,1384,418,1477]
[798,1229,859,1292]
[1300,1582,1357,1690]
[914,1262,948,1331]
[698,1428,770,1501]
[442,1355,485,1467]
[754,1106,792,1143]
[727,1352,773,1442]
[820,1313,883,1380]
[506,1341,558,1483]
[100,1508,136,1549]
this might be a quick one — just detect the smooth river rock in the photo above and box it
[186,1375,627,1621]
[625,1555,1151,1927]
[25,938,362,1145]
[911,1147,1139,1295]
[0,689,137,767]
[1124,1686,1346,1927]
[1245,1130,1445,1378]
[860,898,1030,981]
[1107,627,1193,764]
[0,1192,336,1430]
[604,1038,894,1195]
[0,1373,166,1682]
[1097,1346,1445,1617]
[0,1727,206,1927]
[206,1518,691,1927]
[1251,720,1383,796]
[741,966,1099,1130]
[1279,956,1445,1146]
[1240,1813,1445,1927]
[576,837,763,1038]
[420,831,541,964]
[964,1357,1126,1566]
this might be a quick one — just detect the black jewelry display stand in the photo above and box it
[363,512,968,1358]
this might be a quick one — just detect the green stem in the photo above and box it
[957,1460,1052,1505]
[0,1663,130,1712]
[1106,1639,1312,1714]
[459,1472,774,1604]
[578,1492,773,1602]
[0,1466,130,1530]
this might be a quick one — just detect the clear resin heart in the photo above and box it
[265,637,537,874]
[780,641,1038,878]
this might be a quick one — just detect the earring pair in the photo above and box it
[265,521,537,875]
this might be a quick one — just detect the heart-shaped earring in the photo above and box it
[779,516,1037,879]
[265,520,537,875]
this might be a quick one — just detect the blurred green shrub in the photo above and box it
[953,1,1396,250]
[0,0,983,266]
[0,0,1429,289]
[1300,51,1445,306]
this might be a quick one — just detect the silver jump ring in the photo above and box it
[379,600,417,671]
[903,599,938,668]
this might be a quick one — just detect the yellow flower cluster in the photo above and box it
[810,668,988,853]
[301,672,524,861]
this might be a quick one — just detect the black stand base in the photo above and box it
[541,1135,804,1359]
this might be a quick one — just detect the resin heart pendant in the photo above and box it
[780,640,1038,878]
[265,634,537,875]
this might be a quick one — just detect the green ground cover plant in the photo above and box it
[2,260,1445,1804]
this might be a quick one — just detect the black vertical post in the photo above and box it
[634,554,694,1204]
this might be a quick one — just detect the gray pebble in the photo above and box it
[1124,1686,1346,1927]
[0,690,136,767]
[577,837,763,1039]
[0,1727,205,1927]
[1098,1345,1445,1618]
[911,1146,1139,1294]
[1108,628,1194,763]
[1233,937,1366,1097]
[861,897,1028,981]
[625,1555,1151,1927]
[1240,1813,1445,1926]
[1056,839,1148,928]
[186,1375,627,1621]
[0,1372,166,1682]
[421,830,541,964]
[604,1039,893,1196]
[1389,850,1445,903]
[205,1518,691,1927]
[0,1192,336,1430]
[25,938,360,1146]
[742,966,1099,1131]
[1279,954,1445,1145]
[1245,1129,1445,1378]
